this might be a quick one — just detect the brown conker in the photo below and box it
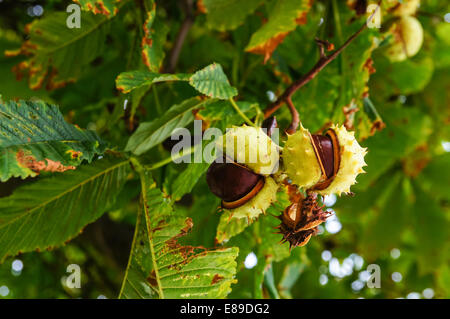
[310,129,341,190]
[311,134,334,179]
[206,160,265,209]
[262,116,278,137]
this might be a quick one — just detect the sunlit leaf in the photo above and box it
[189,63,237,99]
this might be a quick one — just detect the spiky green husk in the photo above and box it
[391,0,420,16]
[317,124,367,196]
[282,125,322,189]
[217,125,279,175]
[225,177,278,220]
[385,16,423,62]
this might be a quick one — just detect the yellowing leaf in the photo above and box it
[0,99,107,182]
[74,0,122,16]
[141,1,169,72]
[245,0,313,62]
[5,12,111,90]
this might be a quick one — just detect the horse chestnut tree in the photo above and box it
[0,0,447,300]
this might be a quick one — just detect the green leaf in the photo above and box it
[189,63,238,99]
[0,157,130,262]
[0,100,107,182]
[259,190,291,262]
[74,0,122,16]
[371,55,435,97]
[116,63,236,99]
[198,100,259,130]
[5,12,111,90]
[411,181,449,274]
[203,0,262,31]
[115,71,191,94]
[278,259,306,299]
[360,174,406,257]
[418,153,450,200]
[245,0,313,61]
[125,97,214,155]
[119,171,238,299]
[171,163,210,201]
[356,106,432,190]
[216,213,251,244]
[264,265,280,299]
[388,56,435,95]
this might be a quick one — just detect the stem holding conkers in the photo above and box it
[264,3,381,133]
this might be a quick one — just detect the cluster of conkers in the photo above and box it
[206,118,367,248]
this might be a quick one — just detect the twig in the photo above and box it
[166,0,194,73]
[264,3,381,132]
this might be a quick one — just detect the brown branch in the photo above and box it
[166,0,194,73]
[264,3,381,132]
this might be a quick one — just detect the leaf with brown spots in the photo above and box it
[0,99,107,182]
[141,1,169,72]
[245,0,313,63]
[16,150,76,174]
[74,0,122,16]
[119,172,238,299]
[5,12,112,90]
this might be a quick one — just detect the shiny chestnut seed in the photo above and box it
[311,129,341,191]
[206,160,265,209]
[311,134,334,179]
[262,116,278,137]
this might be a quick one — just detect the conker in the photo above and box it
[282,124,367,196]
[217,125,279,176]
[262,116,278,137]
[206,160,265,209]
[311,134,334,180]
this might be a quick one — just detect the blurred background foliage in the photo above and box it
[0,0,448,299]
